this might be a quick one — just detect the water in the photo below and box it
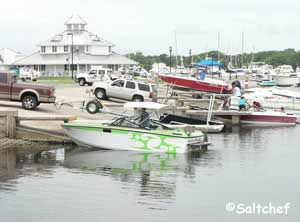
[0,126,299,222]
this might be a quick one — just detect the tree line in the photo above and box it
[126,48,300,71]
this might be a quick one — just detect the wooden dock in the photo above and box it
[0,110,76,139]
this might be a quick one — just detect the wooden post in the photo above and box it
[0,111,17,139]
[232,115,240,125]
[7,111,17,139]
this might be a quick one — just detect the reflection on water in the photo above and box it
[0,147,17,180]
[64,148,221,202]
[0,144,222,201]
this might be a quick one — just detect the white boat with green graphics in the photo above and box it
[62,117,207,153]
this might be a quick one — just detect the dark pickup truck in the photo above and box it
[0,72,56,110]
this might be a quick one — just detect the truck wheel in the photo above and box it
[86,100,103,114]
[132,95,144,102]
[22,95,38,110]
[79,78,86,86]
[95,88,106,100]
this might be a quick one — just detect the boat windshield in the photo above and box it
[110,116,170,130]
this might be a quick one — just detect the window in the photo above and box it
[73,24,79,30]
[41,46,46,53]
[98,70,105,75]
[138,83,150,92]
[89,70,97,75]
[64,46,69,52]
[86,46,89,52]
[126,81,135,89]
[0,73,7,83]
[52,46,57,53]
[40,65,46,71]
[70,64,77,71]
[67,24,72,30]
[112,80,124,87]
[64,65,69,71]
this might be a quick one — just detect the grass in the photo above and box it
[38,76,76,84]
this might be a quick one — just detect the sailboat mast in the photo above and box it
[241,32,244,68]
[174,31,178,68]
[218,32,220,61]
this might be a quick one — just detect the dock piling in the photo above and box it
[0,111,18,139]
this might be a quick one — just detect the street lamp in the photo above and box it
[67,32,74,79]
[169,46,172,73]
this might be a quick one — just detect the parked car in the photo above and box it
[92,79,157,102]
[0,72,56,110]
[75,66,117,86]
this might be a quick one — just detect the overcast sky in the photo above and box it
[1,0,300,55]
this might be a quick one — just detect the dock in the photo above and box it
[0,110,75,141]
[185,110,253,125]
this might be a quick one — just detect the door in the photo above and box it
[0,73,10,100]
[97,69,106,81]
[87,70,97,82]
[108,79,125,98]
[123,80,136,100]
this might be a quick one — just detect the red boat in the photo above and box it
[159,74,232,94]
[216,110,297,126]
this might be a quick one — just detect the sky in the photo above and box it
[1,0,300,56]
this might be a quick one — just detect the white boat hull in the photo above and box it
[275,76,299,86]
[63,123,206,153]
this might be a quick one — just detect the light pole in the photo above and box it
[169,46,172,73]
[67,32,74,79]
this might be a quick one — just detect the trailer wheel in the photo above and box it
[86,100,103,114]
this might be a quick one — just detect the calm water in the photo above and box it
[0,126,299,222]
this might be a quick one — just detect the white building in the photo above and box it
[13,15,137,76]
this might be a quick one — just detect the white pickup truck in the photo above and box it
[75,67,117,86]
[19,68,39,81]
